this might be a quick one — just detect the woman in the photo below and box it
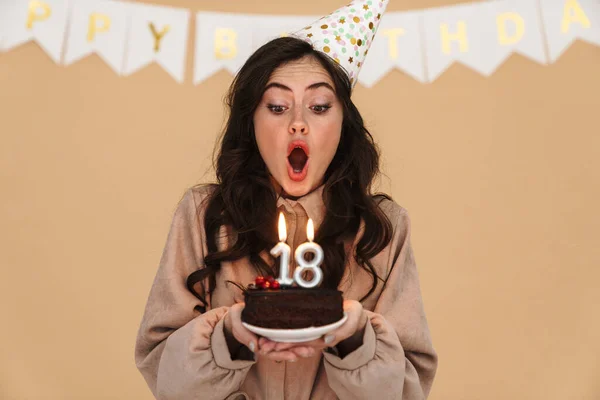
[135,12,437,400]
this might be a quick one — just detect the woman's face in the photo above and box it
[253,56,343,198]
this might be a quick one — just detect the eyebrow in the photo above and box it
[264,81,336,94]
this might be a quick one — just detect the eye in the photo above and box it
[267,104,287,114]
[311,104,332,114]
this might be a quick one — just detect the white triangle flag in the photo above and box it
[194,12,255,85]
[359,11,426,86]
[1,0,70,63]
[64,0,129,75]
[540,0,600,62]
[123,3,190,83]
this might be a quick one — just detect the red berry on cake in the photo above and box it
[271,281,281,289]
[255,276,265,285]
[262,281,271,289]
[267,276,276,284]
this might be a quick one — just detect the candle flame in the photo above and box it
[278,212,287,242]
[307,218,314,242]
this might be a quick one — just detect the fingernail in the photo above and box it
[324,334,335,344]
[248,341,256,353]
[302,348,314,357]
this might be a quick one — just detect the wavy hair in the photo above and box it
[188,37,392,308]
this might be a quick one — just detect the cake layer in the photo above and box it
[242,288,343,329]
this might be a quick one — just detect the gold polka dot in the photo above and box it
[321,24,328,29]
[357,39,363,46]
[353,17,360,23]
[323,46,331,53]
[369,22,374,29]
[350,38,357,45]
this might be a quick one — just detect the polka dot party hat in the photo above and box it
[293,0,390,87]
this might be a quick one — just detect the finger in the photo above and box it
[263,350,298,362]
[258,337,269,348]
[269,343,317,356]
[323,321,358,347]
[259,338,278,355]
[273,341,303,352]
[229,303,259,352]
[289,346,316,358]
[343,299,363,314]
[322,303,364,347]
[274,339,326,352]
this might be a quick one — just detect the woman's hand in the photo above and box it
[223,303,259,355]
[260,300,369,360]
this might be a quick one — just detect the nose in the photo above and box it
[289,111,308,135]
[290,124,306,134]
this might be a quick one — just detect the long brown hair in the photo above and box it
[188,36,392,307]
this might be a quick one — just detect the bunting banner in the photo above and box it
[0,0,599,85]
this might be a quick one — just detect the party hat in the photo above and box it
[293,0,390,87]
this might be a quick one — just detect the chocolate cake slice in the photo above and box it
[242,288,343,329]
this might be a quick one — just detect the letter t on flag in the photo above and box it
[358,11,427,86]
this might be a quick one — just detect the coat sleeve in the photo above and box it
[134,188,255,400]
[323,205,438,399]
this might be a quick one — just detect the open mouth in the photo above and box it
[287,141,309,181]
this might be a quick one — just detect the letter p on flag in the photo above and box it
[26,1,51,30]
[88,13,111,42]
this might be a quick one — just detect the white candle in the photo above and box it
[294,218,324,288]
[271,212,294,286]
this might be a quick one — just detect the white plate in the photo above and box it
[242,312,348,343]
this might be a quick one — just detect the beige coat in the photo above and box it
[135,185,437,399]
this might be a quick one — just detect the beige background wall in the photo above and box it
[1,0,599,398]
